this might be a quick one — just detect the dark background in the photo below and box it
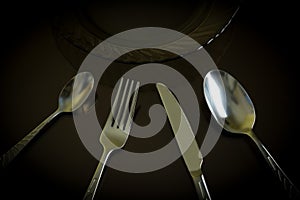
[0,0,299,199]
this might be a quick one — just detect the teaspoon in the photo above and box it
[0,72,94,168]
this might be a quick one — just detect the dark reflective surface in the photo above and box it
[1,1,299,200]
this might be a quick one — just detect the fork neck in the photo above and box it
[100,148,112,164]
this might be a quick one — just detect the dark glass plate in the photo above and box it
[53,0,240,68]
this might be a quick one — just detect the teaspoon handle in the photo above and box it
[0,109,61,169]
[248,130,300,199]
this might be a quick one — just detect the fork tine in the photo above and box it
[124,81,140,133]
[106,77,124,125]
[113,78,129,128]
[119,80,134,130]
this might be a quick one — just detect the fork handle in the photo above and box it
[83,149,110,200]
[0,109,61,169]
[248,130,300,199]
[193,174,212,200]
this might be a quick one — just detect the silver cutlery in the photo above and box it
[203,69,300,199]
[0,72,94,169]
[83,77,140,200]
[157,83,211,200]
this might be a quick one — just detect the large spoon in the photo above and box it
[203,69,299,199]
[0,72,94,168]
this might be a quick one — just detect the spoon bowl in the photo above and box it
[203,69,299,198]
[203,70,255,134]
[59,72,94,112]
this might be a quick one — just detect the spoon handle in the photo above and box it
[248,130,300,199]
[0,109,61,169]
[193,173,212,200]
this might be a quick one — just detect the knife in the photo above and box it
[156,83,211,200]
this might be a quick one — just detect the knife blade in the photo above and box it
[156,83,211,200]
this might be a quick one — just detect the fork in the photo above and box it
[83,77,140,200]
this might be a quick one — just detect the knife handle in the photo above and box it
[193,174,211,200]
